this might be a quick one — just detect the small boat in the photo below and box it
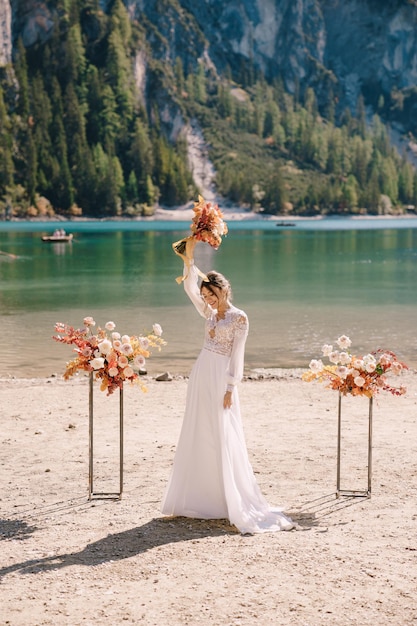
[41,233,73,242]
[276,221,296,227]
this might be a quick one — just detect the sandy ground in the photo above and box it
[1,369,417,626]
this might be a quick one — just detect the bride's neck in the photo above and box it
[217,303,230,318]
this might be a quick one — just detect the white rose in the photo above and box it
[120,343,133,356]
[329,351,340,364]
[113,339,122,351]
[112,332,121,340]
[105,321,116,331]
[365,362,376,373]
[152,323,163,337]
[90,357,105,370]
[98,339,112,355]
[123,366,134,378]
[336,335,352,349]
[108,367,119,377]
[321,344,333,356]
[133,355,146,370]
[363,353,376,364]
[336,366,348,379]
[338,352,350,365]
[139,337,149,350]
[83,316,96,327]
[354,375,365,387]
[309,359,324,373]
[121,335,131,344]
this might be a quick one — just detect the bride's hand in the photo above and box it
[223,390,232,409]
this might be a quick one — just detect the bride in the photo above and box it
[161,239,294,534]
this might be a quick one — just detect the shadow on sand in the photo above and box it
[0,514,237,579]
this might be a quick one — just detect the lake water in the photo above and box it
[0,217,416,378]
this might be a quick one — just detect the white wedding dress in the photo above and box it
[161,262,294,534]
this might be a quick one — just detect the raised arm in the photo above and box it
[183,262,210,318]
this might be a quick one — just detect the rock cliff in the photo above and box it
[2,0,417,131]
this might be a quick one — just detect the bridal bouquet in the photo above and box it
[172,195,228,283]
[302,335,407,398]
[53,317,166,395]
[173,195,228,256]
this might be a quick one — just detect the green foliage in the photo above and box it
[0,0,194,215]
[185,75,415,215]
[0,1,415,217]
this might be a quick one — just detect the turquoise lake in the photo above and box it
[0,217,416,378]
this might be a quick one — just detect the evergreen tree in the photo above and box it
[85,65,103,145]
[356,94,367,138]
[30,73,53,196]
[49,78,74,209]
[398,159,414,204]
[195,63,207,104]
[264,166,287,214]
[126,170,139,204]
[362,169,380,214]
[13,39,37,202]
[263,99,281,138]
[130,118,153,198]
[0,87,15,194]
[413,171,417,207]
[341,174,359,210]
[380,157,398,204]
[64,82,95,211]
[175,57,185,95]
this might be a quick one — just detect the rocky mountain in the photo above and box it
[3,0,417,135]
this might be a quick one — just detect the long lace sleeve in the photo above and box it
[183,262,210,319]
[226,313,249,389]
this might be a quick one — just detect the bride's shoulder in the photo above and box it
[229,306,248,326]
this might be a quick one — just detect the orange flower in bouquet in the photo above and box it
[173,195,228,256]
[190,195,228,248]
[172,195,228,283]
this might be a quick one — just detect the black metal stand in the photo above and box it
[336,392,373,499]
[88,373,124,500]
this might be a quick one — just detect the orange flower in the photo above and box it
[53,319,166,395]
[302,337,408,398]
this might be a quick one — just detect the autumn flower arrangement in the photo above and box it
[53,317,166,395]
[172,195,228,284]
[302,335,407,399]
[173,195,228,255]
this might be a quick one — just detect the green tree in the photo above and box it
[175,57,185,95]
[195,62,207,104]
[356,94,366,138]
[49,78,74,209]
[398,159,414,204]
[0,87,15,194]
[263,166,287,214]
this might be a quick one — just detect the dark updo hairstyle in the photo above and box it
[201,271,232,302]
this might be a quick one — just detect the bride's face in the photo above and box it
[201,285,219,308]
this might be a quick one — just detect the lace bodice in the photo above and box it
[204,308,248,357]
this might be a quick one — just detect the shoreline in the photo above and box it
[0,367,309,385]
[1,365,414,384]
[1,205,417,224]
